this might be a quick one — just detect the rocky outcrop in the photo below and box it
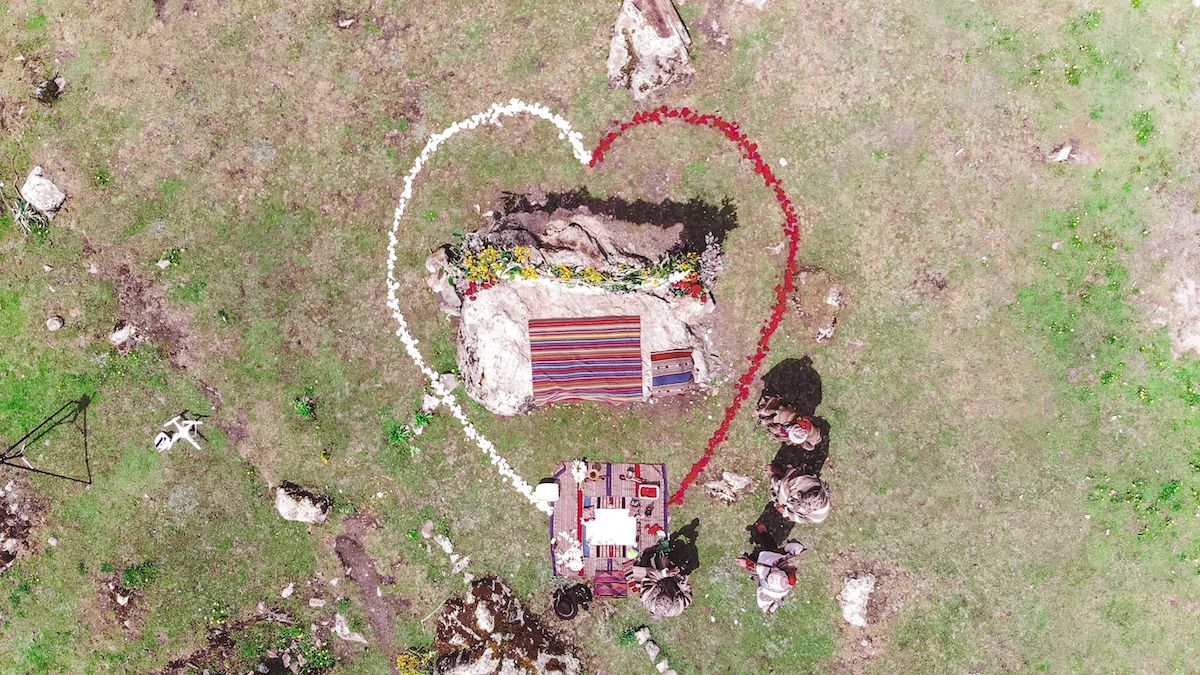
[837,573,877,627]
[607,0,693,101]
[434,576,581,675]
[427,205,720,416]
[274,481,331,524]
[0,479,45,574]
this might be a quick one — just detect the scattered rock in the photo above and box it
[635,626,652,645]
[335,521,410,656]
[333,612,368,644]
[433,533,454,554]
[737,0,767,7]
[645,641,661,660]
[607,0,693,101]
[656,659,670,673]
[438,372,460,394]
[434,576,582,675]
[837,574,877,627]
[308,598,326,608]
[0,478,47,574]
[703,471,755,504]
[791,265,846,344]
[19,166,66,218]
[45,315,64,331]
[420,519,435,539]
[156,258,172,269]
[273,481,332,524]
[33,77,65,103]
[280,583,294,598]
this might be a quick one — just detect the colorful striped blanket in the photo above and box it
[650,349,695,395]
[529,316,644,406]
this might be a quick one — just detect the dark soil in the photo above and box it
[0,474,47,575]
[435,576,581,675]
[98,574,143,631]
[334,515,408,657]
[155,609,300,674]
[498,188,739,253]
[106,264,195,367]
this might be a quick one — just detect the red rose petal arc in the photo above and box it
[589,106,802,507]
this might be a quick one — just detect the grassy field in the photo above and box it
[1,0,1199,672]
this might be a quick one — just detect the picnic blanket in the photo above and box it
[529,316,643,406]
[650,349,695,395]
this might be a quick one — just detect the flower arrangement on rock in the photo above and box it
[445,233,724,302]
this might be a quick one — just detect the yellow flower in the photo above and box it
[514,246,531,263]
[520,265,539,279]
[582,267,604,284]
[554,264,573,280]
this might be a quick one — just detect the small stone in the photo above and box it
[156,259,171,269]
[737,0,767,7]
[336,17,356,28]
[433,533,453,554]
[451,555,471,574]
[280,583,294,598]
[333,612,368,644]
[33,77,66,103]
[635,627,651,645]
[47,537,57,547]
[309,598,326,608]
[439,372,460,393]
[46,315,64,331]
[420,520,435,539]
[656,659,669,673]
[644,641,660,660]
[721,471,752,493]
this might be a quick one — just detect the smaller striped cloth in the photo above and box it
[529,316,643,406]
[650,349,695,395]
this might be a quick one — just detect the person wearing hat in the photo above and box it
[755,395,821,449]
[769,469,831,524]
[736,542,807,614]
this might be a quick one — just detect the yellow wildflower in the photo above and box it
[521,265,539,279]
[554,264,573,280]
[582,267,605,284]
[514,246,531,263]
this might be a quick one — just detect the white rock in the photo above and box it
[737,0,767,7]
[274,482,332,524]
[47,537,57,547]
[46,315,64,331]
[837,573,877,627]
[333,612,368,644]
[309,598,326,608]
[635,627,652,645]
[607,0,693,101]
[439,372,460,393]
[420,519,435,539]
[433,533,454,554]
[336,17,356,28]
[645,641,660,660]
[280,583,294,598]
[721,471,753,493]
[156,259,171,269]
[656,659,670,673]
[19,166,66,218]
[109,322,137,347]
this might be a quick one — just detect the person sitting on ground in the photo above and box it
[755,395,821,449]
[769,468,831,524]
[640,567,693,619]
[736,541,806,614]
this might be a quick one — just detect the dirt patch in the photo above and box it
[696,0,732,52]
[97,574,144,632]
[1135,194,1200,357]
[791,265,847,344]
[0,475,47,575]
[154,608,318,674]
[334,514,409,657]
[434,576,581,675]
[104,264,197,368]
[825,550,924,672]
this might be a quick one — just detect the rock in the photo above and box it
[336,17,356,29]
[439,372,460,394]
[420,520,435,539]
[309,598,326,608]
[19,166,66,218]
[33,77,65,103]
[274,481,332,524]
[434,576,581,675]
[655,659,670,673]
[837,573,877,627]
[644,641,660,660]
[635,627,652,645]
[737,0,767,7]
[109,321,137,348]
[333,613,368,644]
[1045,138,1094,164]
[722,471,752,493]
[434,533,454,554]
[791,266,846,344]
[156,259,172,269]
[280,583,294,598]
[46,315,64,331]
[607,0,693,101]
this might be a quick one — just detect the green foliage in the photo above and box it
[24,12,47,30]
[1131,110,1156,145]
[291,386,317,419]
[616,626,639,647]
[121,562,159,589]
[93,164,114,186]
[177,278,207,302]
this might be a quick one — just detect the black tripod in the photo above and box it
[1,395,92,485]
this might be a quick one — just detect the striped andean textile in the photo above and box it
[529,316,643,406]
[650,349,695,395]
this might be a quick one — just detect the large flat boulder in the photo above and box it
[607,0,693,101]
